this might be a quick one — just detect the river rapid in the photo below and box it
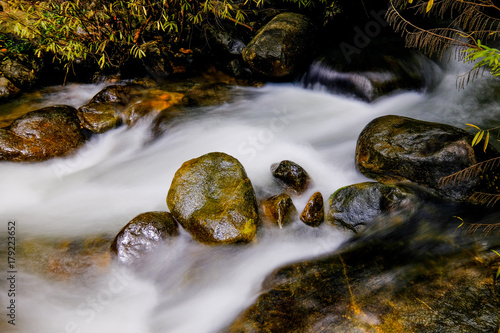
[0,58,499,333]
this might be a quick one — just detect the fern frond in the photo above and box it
[438,156,500,187]
[469,191,500,206]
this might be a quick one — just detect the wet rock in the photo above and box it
[167,152,259,244]
[0,105,87,161]
[271,160,311,195]
[0,76,20,100]
[302,37,441,102]
[355,115,499,200]
[227,203,500,333]
[300,192,324,227]
[262,193,297,228]
[327,182,429,233]
[77,102,123,133]
[0,52,42,89]
[111,211,179,265]
[242,12,314,77]
[90,84,131,104]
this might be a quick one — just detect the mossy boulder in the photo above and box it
[300,191,324,227]
[111,211,179,265]
[167,152,259,244]
[242,12,314,77]
[355,115,498,200]
[262,193,297,228]
[0,105,87,161]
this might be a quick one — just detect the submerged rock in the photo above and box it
[327,182,429,233]
[0,105,87,161]
[355,115,498,200]
[167,152,259,244]
[242,12,314,77]
[300,191,324,227]
[262,193,297,228]
[111,211,179,265]
[271,160,311,195]
[227,203,500,332]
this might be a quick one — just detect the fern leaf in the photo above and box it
[438,156,500,187]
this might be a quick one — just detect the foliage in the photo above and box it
[0,0,335,71]
[387,0,500,86]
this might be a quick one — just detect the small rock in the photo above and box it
[262,193,297,228]
[271,160,311,195]
[300,192,324,227]
[77,102,123,133]
[111,211,179,265]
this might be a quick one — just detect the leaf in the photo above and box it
[466,123,481,130]
[472,130,484,147]
[426,0,433,12]
[484,131,490,152]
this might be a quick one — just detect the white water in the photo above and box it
[1,59,499,333]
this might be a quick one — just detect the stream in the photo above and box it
[1,57,499,333]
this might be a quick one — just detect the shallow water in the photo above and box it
[1,58,499,333]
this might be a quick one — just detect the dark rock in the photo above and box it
[227,202,500,333]
[90,84,130,104]
[111,211,179,265]
[141,40,174,80]
[355,115,499,201]
[0,76,20,100]
[77,102,123,133]
[0,52,42,89]
[242,12,315,77]
[262,193,297,228]
[271,160,311,195]
[327,182,429,233]
[167,152,259,244]
[206,25,246,56]
[123,101,156,126]
[302,37,441,101]
[300,191,324,227]
[0,105,87,162]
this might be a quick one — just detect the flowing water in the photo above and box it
[0,58,499,333]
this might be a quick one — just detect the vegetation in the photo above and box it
[387,0,500,86]
[0,0,336,72]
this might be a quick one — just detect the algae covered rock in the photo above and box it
[242,12,314,77]
[167,152,259,244]
[271,160,311,195]
[0,105,87,161]
[355,115,498,200]
[111,211,179,265]
[300,191,324,227]
[262,193,297,228]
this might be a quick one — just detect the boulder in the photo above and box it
[300,191,324,227]
[271,160,311,195]
[242,12,314,77]
[77,102,123,133]
[262,193,297,228]
[167,152,259,244]
[327,182,428,233]
[0,105,87,162]
[111,211,179,265]
[0,52,42,89]
[89,84,131,104]
[355,115,498,200]
[0,76,20,100]
[227,202,500,332]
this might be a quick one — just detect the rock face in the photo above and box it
[111,211,179,265]
[271,160,311,195]
[355,115,497,200]
[0,105,87,161]
[262,193,297,228]
[167,152,259,244]
[242,12,314,77]
[0,53,42,89]
[300,191,324,227]
[327,182,429,233]
[227,203,500,332]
